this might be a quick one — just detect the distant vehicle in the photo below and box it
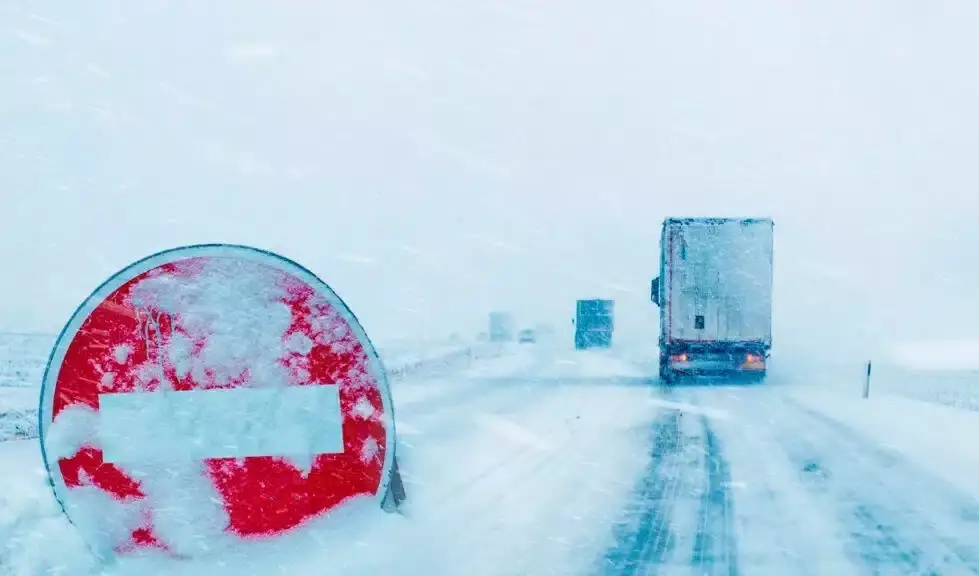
[651,217,774,382]
[518,329,536,343]
[574,299,614,349]
[488,311,515,342]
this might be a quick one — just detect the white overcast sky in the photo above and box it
[2,0,978,356]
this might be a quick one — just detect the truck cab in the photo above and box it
[651,217,773,382]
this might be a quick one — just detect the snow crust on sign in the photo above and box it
[97,385,345,465]
[44,403,98,463]
[43,255,388,559]
[125,259,296,393]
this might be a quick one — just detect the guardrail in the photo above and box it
[0,342,502,443]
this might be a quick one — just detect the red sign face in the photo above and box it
[38,245,394,559]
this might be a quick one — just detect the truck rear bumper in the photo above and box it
[670,363,766,376]
[661,347,767,380]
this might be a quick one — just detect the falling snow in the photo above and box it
[3,1,979,575]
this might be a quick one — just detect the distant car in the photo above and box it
[517,329,536,343]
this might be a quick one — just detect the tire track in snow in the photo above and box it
[691,416,739,576]
[776,397,979,575]
[602,395,740,575]
[398,378,657,576]
[406,351,602,515]
[395,349,596,520]
[603,409,683,574]
[692,387,860,575]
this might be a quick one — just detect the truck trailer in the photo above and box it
[650,217,773,381]
[488,311,515,342]
[574,299,614,350]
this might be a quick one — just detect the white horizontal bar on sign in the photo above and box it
[97,385,344,464]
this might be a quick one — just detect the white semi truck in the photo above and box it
[650,217,774,381]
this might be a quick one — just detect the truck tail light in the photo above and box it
[743,353,765,369]
[671,353,688,364]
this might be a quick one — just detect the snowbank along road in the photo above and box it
[5,340,979,575]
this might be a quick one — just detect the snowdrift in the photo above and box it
[793,387,979,499]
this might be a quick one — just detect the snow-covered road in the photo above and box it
[5,343,979,575]
[604,383,979,576]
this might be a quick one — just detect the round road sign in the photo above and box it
[38,244,395,559]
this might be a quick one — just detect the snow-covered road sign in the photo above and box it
[38,244,396,559]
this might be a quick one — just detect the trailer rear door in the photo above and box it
[665,219,773,345]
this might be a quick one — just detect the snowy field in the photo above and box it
[0,333,51,389]
[5,338,979,574]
